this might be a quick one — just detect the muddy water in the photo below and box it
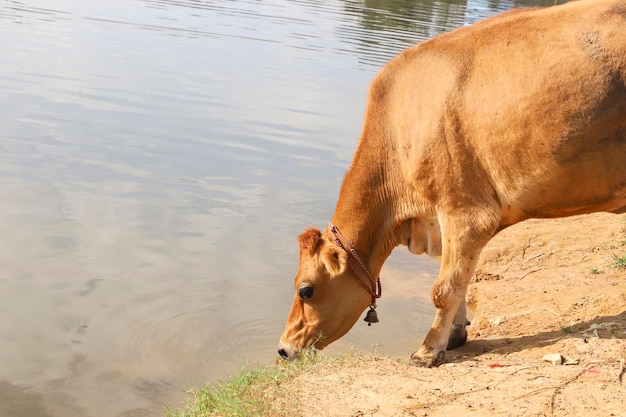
[0,0,564,415]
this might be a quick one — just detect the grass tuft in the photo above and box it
[164,347,356,417]
[611,253,626,269]
[165,365,290,417]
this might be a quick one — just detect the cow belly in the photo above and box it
[499,146,626,219]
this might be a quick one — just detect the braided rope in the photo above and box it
[328,222,382,304]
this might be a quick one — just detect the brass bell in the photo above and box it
[363,306,379,326]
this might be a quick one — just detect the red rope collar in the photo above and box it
[327,222,382,306]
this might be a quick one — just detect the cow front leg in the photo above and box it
[411,213,496,367]
[411,288,467,367]
[447,301,468,350]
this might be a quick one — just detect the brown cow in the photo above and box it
[278,0,626,367]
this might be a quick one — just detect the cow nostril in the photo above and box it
[278,348,289,360]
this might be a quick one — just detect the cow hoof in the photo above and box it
[447,324,468,350]
[410,348,446,367]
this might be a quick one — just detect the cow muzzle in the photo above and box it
[277,340,300,361]
[277,347,290,361]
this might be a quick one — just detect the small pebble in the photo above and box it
[542,353,563,365]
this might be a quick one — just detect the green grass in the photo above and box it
[590,268,602,275]
[164,365,290,417]
[611,253,626,269]
[164,348,355,417]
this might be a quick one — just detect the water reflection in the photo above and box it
[0,0,569,416]
[336,0,466,67]
[336,0,568,67]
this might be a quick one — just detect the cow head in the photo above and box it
[278,227,372,360]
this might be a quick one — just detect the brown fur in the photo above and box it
[297,228,322,254]
[279,0,626,366]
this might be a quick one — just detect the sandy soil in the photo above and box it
[276,213,626,416]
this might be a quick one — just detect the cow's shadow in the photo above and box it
[446,311,626,361]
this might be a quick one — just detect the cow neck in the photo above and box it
[329,128,403,317]
[331,155,398,280]
[328,221,382,306]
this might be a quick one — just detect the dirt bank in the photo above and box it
[275,213,626,416]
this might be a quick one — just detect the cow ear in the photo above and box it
[320,243,347,277]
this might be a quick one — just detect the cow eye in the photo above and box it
[298,286,314,300]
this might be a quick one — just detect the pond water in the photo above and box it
[0,0,565,415]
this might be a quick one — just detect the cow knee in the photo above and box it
[431,280,464,309]
[430,280,451,309]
